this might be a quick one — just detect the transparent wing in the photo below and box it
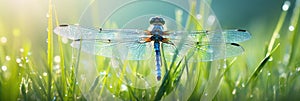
[162,29,251,61]
[54,24,150,40]
[54,24,153,60]
[165,29,251,43]
[162,42,244,62]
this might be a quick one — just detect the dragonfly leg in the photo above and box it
[137,37,152,44]
[162,38,174,45]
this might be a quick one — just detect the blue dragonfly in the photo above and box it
[54,16,251,81]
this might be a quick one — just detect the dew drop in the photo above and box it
[121,84,128,91]
[241,83,245,87]
[289,25,295,31]
[54,64,60,70]
[20,48,24,53]
[28,52,32,56]
[54,55,60,63]
[267,72,271,76]
[250,94,253,98]
[6,56,11,61]
[196,14,202,20]
[268,57,273,61]
[16,58,22,63]
[0,37,7,43]
[1,66,7,71]
[25,57,29,63]
[282,1,291,11]
[204,93,208,96]
[232,88,236,95]
[100,71,107,75]
[296,67,300,72]
[43,72,48,76]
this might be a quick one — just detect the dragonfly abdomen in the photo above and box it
[154,42,162,81]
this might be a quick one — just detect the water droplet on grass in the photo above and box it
[289,25,295,31]
[204,93,208,96]
[20,48,24,53]
[196,14,202,20]
[121,84,128,91]
[267,72,271,76]
[54,56,60,63]
[1,66,7,71]
[16,58,22,63]
[232,88,236,95]
[43,72,48,76]
[250,94,253,98]
[282,1,291,11]
[0,37,7,43]
[242,83,245,87]
[296,67,300,72]
[28,52,32,56]
[6,56,11,61]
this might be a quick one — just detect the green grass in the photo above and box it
[1,0,300,101]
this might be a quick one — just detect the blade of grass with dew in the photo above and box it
[53,5,68,100]
[287,0,300,68]
[47,0,54,100]
[246,43,280,86]
[69,38,82,100]
[266,1,289,56]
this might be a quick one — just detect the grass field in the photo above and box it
[0,0,300,100]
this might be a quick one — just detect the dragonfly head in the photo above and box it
[149,16,165,25]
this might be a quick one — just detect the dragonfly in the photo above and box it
[54,16,251,81]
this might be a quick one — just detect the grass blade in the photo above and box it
[246,43,280,85]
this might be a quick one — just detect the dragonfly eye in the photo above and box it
[159,18,165,25]
[149,17,165,25]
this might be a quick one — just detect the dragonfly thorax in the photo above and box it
[150,34,163,43]
[150,24,164,34]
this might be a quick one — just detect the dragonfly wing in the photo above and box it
[71,39,153,60]
[222,29,251,43]
[165,29,251,43]
[54,24,153,60]
[54,24,149,40]
[162,43,244,62]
